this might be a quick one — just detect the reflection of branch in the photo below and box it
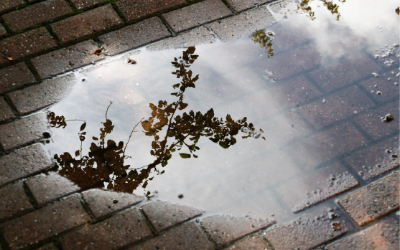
[105,101,114,120]
[123,117,144,155]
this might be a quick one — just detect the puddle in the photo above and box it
[44,0,399,220]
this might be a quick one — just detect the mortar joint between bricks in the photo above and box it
[110,2,128,24]
[64,0,78,12]
[192,218,219,249]
[158,15,176,37]
[220,0,239,14]
[136,205,160,236]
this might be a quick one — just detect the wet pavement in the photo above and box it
[0,0,399,249]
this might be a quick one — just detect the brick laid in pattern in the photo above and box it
[31,40,104,79]
[0,0,25,13]
[0,23,6,36]
[201,215,274,247]
[7,73,75,115]
[130,222,213,250]
[116,0,186,22]
[226,0,274,12]
[141,200,202,232]
[0,97,15,122]
[51,4,123,43]
[99,17,170,55]
[299,85,375,129]
[226,235,270,250]
[0,112,48,151]
[326,218,399,249]
[70,0,109,10]
[346,137,399,181]
[0,27,57,65]
[359,71,400,104]
[2,0,73,32]
[208,6,275,42]
[0,182,33,221]
[26,172,80,205]
[0,144,52,186]
[82,189,143,218]
[61,208,153,250]
[265,207,352,250]
[162,0,232,33]
[338,171,399,226]
[0,62,36,94]
[0,195,89,250]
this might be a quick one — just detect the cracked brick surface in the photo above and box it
[0,182,33,221]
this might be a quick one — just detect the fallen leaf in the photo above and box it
[332,222,341,231]
[90,49,102,55]
[7,57,13,60]
[128,58,137,64]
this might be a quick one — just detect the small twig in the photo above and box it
[123,117,145,154]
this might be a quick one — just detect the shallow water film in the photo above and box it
[45,0,399,220]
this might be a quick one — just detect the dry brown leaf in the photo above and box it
[90,49,102,56]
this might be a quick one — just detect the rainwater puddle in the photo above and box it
[45,0,399,221]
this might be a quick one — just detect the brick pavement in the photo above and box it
[0,0,398,249]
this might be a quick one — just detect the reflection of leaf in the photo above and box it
[179,153,191,159]
[93,136,98,140]
[75,150,80,157]
[80,122,86,131]
[396,7,400,15]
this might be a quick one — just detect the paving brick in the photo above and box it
[61,208,153,250]
[0,27,57,65]
[208,6,275,42]
[299,85,375,129]
[0,62,36,94]
[163,0,232,33]
[264,207,352,250]
[130,222,213,250]
[338,171,399,226]
[0,23,6,36]
[201,215,274,247]
[288,122,367,169]
[0,0,25,13]
[359,71,400,103]
[31,40,104,79]
[0,97,15,122]
[327,218,399,250]
[225,235,270,250]
[346,137,399,181]
[82,189,143,218]
[3,0,73,32]
[270,23,310,51]
[0,143,52,186]
[308,52,380,93]
[141,200,202,232]
[147,26,215,51]
[0,182,33,221]
[0,195,89,250]
[0,112,48,151]
[25,172,80,205]
[226,0,274,12]
[36,243,58,250]
[7,73,75,115]
[277,161,359,212]
[70,0,109,10]
[51,4,123,43]
[99,17,170,55]
[256,43,321,80]
[354,101,399,141]
[116,0,186,22]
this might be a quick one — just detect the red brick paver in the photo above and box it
[0,97,15,122]
[0,0,25,13]
[0,143,52,186]
[0,112,48,151]
[0,195,89,250]
[338,171,399,226]
[25,172,80,205]
[0,62,36,95]
[70,0,110,10]
[7,73,75,115]
[51,4,123,43]
[61,208,153,250]
[2,0,73,32]
[31,40,104,79]
[201,215,274,247]
[141,200,202,232]
[0,27,57,65]
[327,218,399,249]
[82,189,143,218]
[162,0,232,33]
[36,243,58,250]
[99,17,170,55]
[130,222,214,250]
[208,5,275,42]
[116,0,186,22]
[226,235,270,250]
[0,23,6,36]
[0,182,33,221]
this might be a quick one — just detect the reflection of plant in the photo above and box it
[250,30,274,58]
[396,7,399,15]
[296,0,316,20]
[296,0,345,21]
[50,47,263,199]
